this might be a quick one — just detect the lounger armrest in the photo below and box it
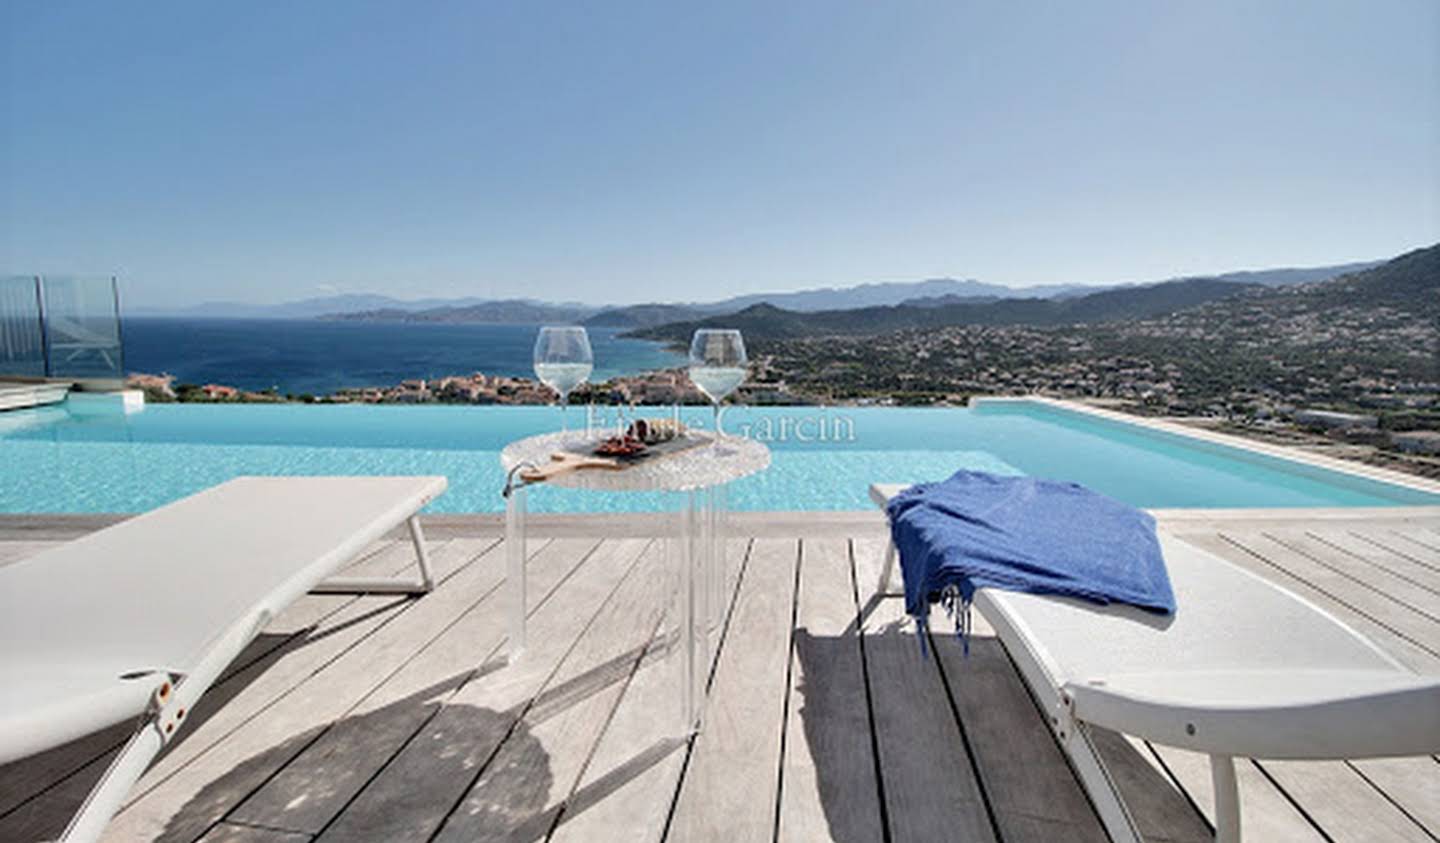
[1065,670,1440,760]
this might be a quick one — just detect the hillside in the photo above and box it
[707,277,1088,311]
[1303,245,1437,305]
[1205,260,1383,288]
[749,243,1437,412]
[1177,244,1438,325]
[582,303,708,329]
[699,260,1374,312]
[632,277,1262,344]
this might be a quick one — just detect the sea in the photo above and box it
[121,318,685,396]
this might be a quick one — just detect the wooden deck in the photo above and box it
[2,509,1439,842]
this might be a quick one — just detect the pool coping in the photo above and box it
[7,506,1440,541]
[973,395,1440,499]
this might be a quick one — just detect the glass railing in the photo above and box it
[0,276,48,378]
[0,275,124,382]
[40,276,124,379]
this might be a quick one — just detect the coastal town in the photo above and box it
[126,336,1439,482]
[127,368,712,407]
[120,245,1439,478]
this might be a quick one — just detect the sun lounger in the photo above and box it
[870,483,1440,843]
[0,475,447,842]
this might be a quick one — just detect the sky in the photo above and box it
[2,1,1437,309]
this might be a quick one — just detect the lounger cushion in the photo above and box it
[0,476,445,765]
[0,669,155,764]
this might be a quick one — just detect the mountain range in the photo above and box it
[322,300,595,325]
[129,258,1385,323]
[629,278,1270,344]
[631,247,1435,345]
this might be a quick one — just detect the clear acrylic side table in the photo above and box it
[500,431,770,732]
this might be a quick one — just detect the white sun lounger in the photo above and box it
[0,475,447,842]
[870,483,1440,843]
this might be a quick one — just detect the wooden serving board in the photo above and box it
[519,433,712,484]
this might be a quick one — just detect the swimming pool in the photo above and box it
[1,399,1436,513]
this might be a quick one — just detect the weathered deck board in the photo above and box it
[194,821,310,843]
[3,509,1440,843]
[1145,747,1325,842]
[1304,530,1440,595]
[1093,732,1213,843]
[775,537,884,843]
[1260,760,1435,842]
[308,538,628,842]
[1262,531,1440,623]
[861,598,997,842]
[224,536,518,833]
[1371,530,1440,567]
[547,539,751,843]
[667,538,799,843]
[929,623,1109,842]
[431,539,662,842]
[1349,757,1440,836]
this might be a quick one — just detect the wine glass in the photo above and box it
[688,329,747,442]
[533,326,593,434]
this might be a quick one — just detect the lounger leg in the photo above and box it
[878,540,898,596]
[311,514,436,595]
[1211,754,1241,843]
[986,601,1145,843]
[407,515,436,591]
[63,611,264,842]
[1063,723,1145,843]
[61,721,164,842]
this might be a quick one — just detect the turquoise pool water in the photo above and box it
[0,401,1435,513]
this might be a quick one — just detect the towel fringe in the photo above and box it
[914,612,929,658]
[940,584,973,657]
[914,584,975,659]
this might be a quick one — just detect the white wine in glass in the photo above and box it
[688,329,747,440]
[533,326,593,433]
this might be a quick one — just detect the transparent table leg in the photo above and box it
[676,490,698,732]
[695,489,713,696]
[506,482,527,662]
[661,486,733,735]
[707,483,728,639]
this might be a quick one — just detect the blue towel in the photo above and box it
[886,470,1175,649]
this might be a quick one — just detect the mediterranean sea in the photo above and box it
[121,318,685,395]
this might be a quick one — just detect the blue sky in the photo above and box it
[3,1,1437,308]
